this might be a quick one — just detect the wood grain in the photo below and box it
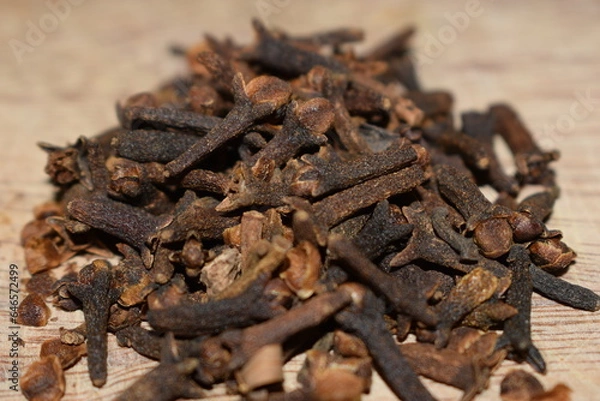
[1,1,599,400]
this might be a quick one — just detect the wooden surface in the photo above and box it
[1,1,599,400]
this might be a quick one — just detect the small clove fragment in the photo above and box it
[500,369,572,401]
[20,355,66,401]
[20,20,598,401]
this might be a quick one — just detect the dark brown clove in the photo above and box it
[497,245,546,373]
[216,283,362,372]
[461,111,520,195]
[292,141,422,198]
[530,264,600,312]
[285,26,365,50]
[313,163,426,228]
[118,105,221,132]
[431,206,479,263]
[216,159,297,212]
[154,191,239,244]
[67,195,168,254]
[328,233,438,326]
[518,187,560,222]
[352,200,413,260]
[389,202,466,271]
[147,272,277,336]
[180,168,229,195]
[335,287,437,401]
[39,139,86,187]
[307,66,371,154]
[115,333,205,401]
[490,104,560,185]
[435,164,514,258]
[249,97,334,167]
[66,260,120,387]
[165,73,292,176]
[248,19,347,77]
[115,325,164,360]
[112,129,200,163]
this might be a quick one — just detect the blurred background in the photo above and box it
[1,1,599,400]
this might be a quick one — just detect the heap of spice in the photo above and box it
[20,20,597,401]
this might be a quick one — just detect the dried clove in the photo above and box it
[529,264,600,312]
[328,233,438,326]
[335,287,437,401]
[66,260,120,387]
[165,73,292,176]
[118,105,221,132]
[147,272,277,336]
[352,200,413,260]
[292,141,422,198]
[434,267,499,347]
[313,163,427,227]
[497,245,546,373]
[248,97,334,167]
[114,333,204,401]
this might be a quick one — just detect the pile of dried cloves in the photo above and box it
[20,20,599,401]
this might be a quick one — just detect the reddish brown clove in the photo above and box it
[17,293,51,327]
[40,339,87,370]
[20,355,65,401]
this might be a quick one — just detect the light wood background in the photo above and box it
[1,1,599,400]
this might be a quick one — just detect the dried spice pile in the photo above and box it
[20,21,599,401]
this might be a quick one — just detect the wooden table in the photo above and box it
[1,1,599,400]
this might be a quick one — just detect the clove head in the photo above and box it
[509,211,545,243]
[529,237,576,272]
[295,97,335,136]
[244,75,292,110]
[473,217,513,258]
